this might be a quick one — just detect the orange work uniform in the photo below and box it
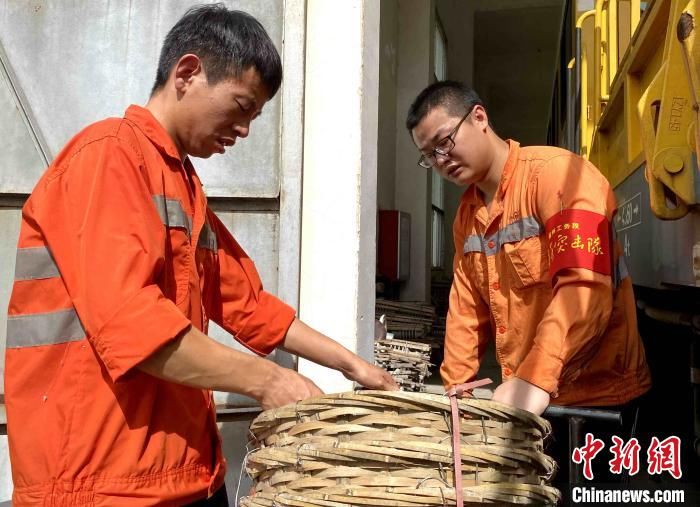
[5,105,296,505]
[441,141,651,406]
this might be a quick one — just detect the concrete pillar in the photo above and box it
[298,0,380,393]
[394,0,434,302]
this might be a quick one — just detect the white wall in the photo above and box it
[298,0,380,390]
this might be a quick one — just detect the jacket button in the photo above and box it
[487,240,496,249]
[498,326,507,334]
[492,281,500,291]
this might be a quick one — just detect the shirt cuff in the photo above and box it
[227,291,296,356]
[515,346,563,395]
[90,285,192,382]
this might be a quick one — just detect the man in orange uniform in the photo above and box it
[406,81,651,483]
[5,6,397,506]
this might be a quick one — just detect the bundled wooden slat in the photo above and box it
[374,338,432,392]
[376,300,436,318]
[240,483,561,506]
[375,300,435,341]
[240,391,561,506]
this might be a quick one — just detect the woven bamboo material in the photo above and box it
[240,391,561,506]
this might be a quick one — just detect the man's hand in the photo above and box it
[281,318,399,391]
[491,377,550,415]
[342,357,399,391]
[138,325,323,410]
[255,364,324,410]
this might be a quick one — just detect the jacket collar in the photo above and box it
[124,105,182,162]
[497,139,520,198]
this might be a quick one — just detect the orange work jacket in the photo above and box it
[441,141,651,407]
[5,105,295,505]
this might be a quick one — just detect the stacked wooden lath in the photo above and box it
[239,391,561,506]
[373,300,443,391]
[374,337,432,392]
[375,300,436,343]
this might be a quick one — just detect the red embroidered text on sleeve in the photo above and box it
[546,209,612,277]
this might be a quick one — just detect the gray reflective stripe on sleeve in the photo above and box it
[14,247,59,280]
[6,308,85,348]
[197,221,218,252]
[463,216,543,256]
[152,195,192,235]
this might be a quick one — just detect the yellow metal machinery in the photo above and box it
[584,0,698,220]
[566,0,700,465]
[570,0,700,291]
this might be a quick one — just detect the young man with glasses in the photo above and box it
[406,81,651,487]
[407,80,650,413]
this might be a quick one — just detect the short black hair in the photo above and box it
[406,81,484,131]
[151,4,282,98]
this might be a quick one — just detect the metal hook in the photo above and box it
[416,476,451,489]
[438,461,447,482]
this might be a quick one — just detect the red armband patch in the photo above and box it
[545,209,611,277]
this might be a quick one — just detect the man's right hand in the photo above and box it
[255,364,324,410]
[138,326,324,410]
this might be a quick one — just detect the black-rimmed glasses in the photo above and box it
[417,107,474,169]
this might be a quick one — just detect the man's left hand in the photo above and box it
[281,318,400,391]
[344,359,400,391]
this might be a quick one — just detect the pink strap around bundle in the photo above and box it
[445,378,493,507]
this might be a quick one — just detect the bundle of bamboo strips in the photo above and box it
[375,300,435,341]
[239,391,560,506]
[374,338,432,392]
